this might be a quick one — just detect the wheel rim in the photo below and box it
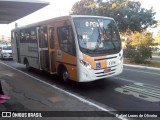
[62,71,68,82]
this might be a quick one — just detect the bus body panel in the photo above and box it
[53,19,77,81]
[19,43,39,69]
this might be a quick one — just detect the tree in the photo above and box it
[71,0,157,32]
[124,31,153,63]
[155,32,160,45]
[124,44,152,63]
[71,0,97,15]
[129,31,153,47]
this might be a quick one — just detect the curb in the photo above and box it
[124,64,160,70]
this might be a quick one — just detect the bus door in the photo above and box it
[37,26,49,71]
[48,26,56,73]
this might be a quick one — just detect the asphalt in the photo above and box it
[0,62,120,120]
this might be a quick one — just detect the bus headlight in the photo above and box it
[80,59,91,69]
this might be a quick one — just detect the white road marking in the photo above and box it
[112,77,160,88]
[115,82,160,102]
[0,62,127,120]
[124,64,160,70]
[113,77,160,102]
[124,68,160,76]
[112,77,135,83]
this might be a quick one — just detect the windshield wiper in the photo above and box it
[92,19,104,52]
[110,27,118,50]
[93,32,102,51]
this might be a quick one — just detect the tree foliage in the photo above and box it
[155,32,160,45]
[124,44,152,63]
[71,0,157,32]
[128,31,153,47]
[71,0,96,15]
[124,31,153,63]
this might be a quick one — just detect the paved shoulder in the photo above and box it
[0,62,120,120]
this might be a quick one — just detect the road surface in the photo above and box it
[1,59,160,119]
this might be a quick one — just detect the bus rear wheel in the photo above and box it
[60,67,69,82]
[25,59,31,71]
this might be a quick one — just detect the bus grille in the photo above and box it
[94,68,116,77]
[93,56,118,77]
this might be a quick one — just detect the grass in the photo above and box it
[124,58,160,68]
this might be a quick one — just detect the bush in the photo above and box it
[124,44,152,63]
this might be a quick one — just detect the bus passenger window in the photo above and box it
[39,28,48,48]
[26,32,30,42]
[20,31,26,43]
[30,29,37,43]
[49,28,54,49]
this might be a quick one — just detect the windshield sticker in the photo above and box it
[87,42,96,48]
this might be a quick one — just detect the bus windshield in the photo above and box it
[74,17,121,55]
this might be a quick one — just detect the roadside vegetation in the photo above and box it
[124,58,160,68]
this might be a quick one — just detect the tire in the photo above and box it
[25,59,31,71]
[60,67,69,82]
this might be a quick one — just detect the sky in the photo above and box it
[0,0,160,37]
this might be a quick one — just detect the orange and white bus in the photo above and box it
[11,15,123,82]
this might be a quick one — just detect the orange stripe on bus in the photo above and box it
[82,53,107,69]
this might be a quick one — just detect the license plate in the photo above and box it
[107,59,117,67]
[104,68,111,73]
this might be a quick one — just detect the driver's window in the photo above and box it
[57,26,76,56]
[39,27,48,48]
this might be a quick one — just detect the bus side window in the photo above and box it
[20,30,26,43]
[69,26,76,56]
[39,27,48,48]
[25,29,30,42]
[49,28,54,49]
[57,26,76,56]
[30,28,37,43]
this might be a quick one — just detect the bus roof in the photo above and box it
[11,15,114,31]
[71,15,114,20]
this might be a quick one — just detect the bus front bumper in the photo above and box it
[78,63,123,82]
